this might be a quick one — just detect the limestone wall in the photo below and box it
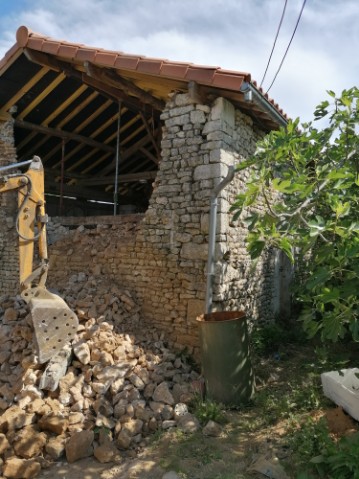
[0,94,285,353]
[45,94,283,354]
[0,119,18,296]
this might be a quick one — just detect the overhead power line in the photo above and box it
[260,0,288,88]
[265,0,307,94]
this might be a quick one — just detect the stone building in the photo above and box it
[0,26,290,352]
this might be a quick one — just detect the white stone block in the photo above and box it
[321,368,359,421]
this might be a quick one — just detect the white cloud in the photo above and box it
[0,0,357,122]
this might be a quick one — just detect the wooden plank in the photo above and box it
[139,146,159,165]
[0,66,50,116]
[85,62,165,111]
[15,119,115,153]
[82,74,151,113]
[17,84,89,151]
[78,170,157,186]
[45,179,113,202]
[140,112,160,161]
[17,72,67,120]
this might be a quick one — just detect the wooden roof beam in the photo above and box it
[15,119,114,153]
[85,62,165,112]
[99,130,157,176]
[0,65,50,117]
[139,112,160,162]
[23,48,152,114]
[77,170,157,186]
[45,179,113,202]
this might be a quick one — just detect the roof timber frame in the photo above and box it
[0,26,287,214]
[7,49,163,208]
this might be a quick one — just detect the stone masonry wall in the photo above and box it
[0,119,18,296]
[45,94,281,355]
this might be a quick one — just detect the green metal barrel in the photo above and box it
[197,311,255,406]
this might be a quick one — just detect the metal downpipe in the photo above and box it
[205,165,235,314]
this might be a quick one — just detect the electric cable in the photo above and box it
[266,0,307,94]
[260,0,288,88]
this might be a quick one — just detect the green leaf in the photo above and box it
[277,237,294,263]
[247,239,266,259]
[306,269,331,290]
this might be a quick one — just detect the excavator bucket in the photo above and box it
[24,288,79,364]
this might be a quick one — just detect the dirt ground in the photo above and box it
[35,342,359,479]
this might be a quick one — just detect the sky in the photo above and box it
[0,0,357,123]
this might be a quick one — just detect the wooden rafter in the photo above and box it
[139,112,160,161]
[17,89,100,161]
[44,98,113,165]
[100,129,158,176]
[82,74,152,113]
[17,72,66,120]
[17,84,89,151]
[0,66,50,116]
[15,119,115,153]
[24,48,150,114]
[85,62,165,111]
[77,170,157,186]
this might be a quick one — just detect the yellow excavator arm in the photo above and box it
[0,156,78,363]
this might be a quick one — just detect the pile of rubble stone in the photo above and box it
[0,273,202,479]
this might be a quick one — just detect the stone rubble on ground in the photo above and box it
[0,273,203,478]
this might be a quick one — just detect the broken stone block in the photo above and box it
[13,426,47,459]
[93,443,117,463]
[45,435,66,460]
[115,430,132,449]
[3,457,41,479]
[0,406,27,432]
[0,433,10,454]
[73,340,91,365]
[65,430,94,463]
[177,413,200,433]
[152,382,174,405]
[38,414,68,435]
[202,420,222,437]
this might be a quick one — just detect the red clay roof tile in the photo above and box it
[40,41,60,55]
[186,66,217,84]
[114,56,140,70]
[57,44,79,59]
[160,63,189,78]
[212,73,244,90]
[7,25,287,123]
[27,38,45,51]
[137,59,163,75]
[75,48,97,63]
[93,52,118,67]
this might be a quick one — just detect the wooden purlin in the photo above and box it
[15,120,115,153]
[0,66,50,116]
[85,62,165,112]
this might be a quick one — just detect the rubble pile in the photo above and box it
[0,274,201,478]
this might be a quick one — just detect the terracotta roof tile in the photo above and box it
[160,63,189,78]
[93,51,118,67]
[57,44,79,59]
[114,55,140,70]
[212,72,244,90]
[186,66,217,84]
[75,48,97,63]
[27,37,45,51]
[6,25,288,124]
[137,59,163,75]
[40,40,60,55]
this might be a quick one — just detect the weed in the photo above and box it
[288,416,359,478]
[190,395,226,426]
[253,368,326,427]
[251,321,306,356]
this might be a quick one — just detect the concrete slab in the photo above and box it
[321,368,359,421]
